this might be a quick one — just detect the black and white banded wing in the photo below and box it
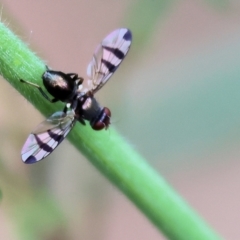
[87,28,132,94]
[21,111,76,164]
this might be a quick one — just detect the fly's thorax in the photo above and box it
[76,96,102,121]
[42,70,77,102]
[75,95,111,130]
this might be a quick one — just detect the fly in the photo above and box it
[21,28,132,163]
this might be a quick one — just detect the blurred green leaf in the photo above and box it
[203,0,230,9]
[123,34,240,168]
[0,189,2,201]
[124,0,175,47]
[13,190,67,240]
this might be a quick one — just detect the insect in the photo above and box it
[21,70,84,106]
[21,28,132,164]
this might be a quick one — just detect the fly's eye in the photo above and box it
[91,107,111,130]
[92,121,105,130]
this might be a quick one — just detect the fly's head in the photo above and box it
[91,107,111,130]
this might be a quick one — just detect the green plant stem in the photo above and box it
[0,22,222,240]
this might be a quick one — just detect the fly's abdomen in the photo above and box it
[42,70,76,102]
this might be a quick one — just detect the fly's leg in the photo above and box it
[62,102,86,125]
[20,79,58,103]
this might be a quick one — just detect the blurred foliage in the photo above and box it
[203,0,230,9]
[122,0,233,59]
[124,0,175,47]
[123,37,240,168]
[0,154,68,240]
[12,190,68,240]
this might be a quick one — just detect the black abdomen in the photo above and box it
[42,70,77,102]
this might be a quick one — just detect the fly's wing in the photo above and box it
[86,28,132,94]
[21,111,76,164]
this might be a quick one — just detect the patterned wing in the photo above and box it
[86,28,132,94]
[21,111,76,164]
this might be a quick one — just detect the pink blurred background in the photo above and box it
[1,0,240,239]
